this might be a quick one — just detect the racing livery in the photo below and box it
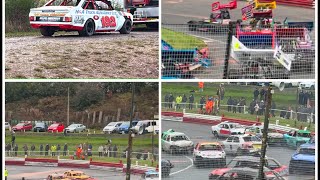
[211,122,245,138]
[193,142,226,167]
[161,129,194,154]
[283,129,311,148]
[244,125,286,146]
[29,0,133,36]
[209,156,288,179]
[289,143,315,174]
[221,134,262,156]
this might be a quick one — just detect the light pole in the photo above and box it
[67,87,70,126]
[126,83,135,180]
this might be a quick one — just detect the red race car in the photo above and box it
[48,123,65,132]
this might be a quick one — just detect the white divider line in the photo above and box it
[170,156,193,176]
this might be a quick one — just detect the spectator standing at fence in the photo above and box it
[98,145,103,157]
[199,96,205,114]
[198,82,204,92]
[238,97,244,113]
[249,99,255,115]
[233,98,238,113]
[280,107,286,118]
[88,144,93,156]
[11,131,16,148]
[76,146,82,159]
[206,97,214,114]
[14,144,18,156]
[57,144,61,156]
[31,144,35,156]
[220,84,225,100]
[271,101,276,117]
[260,88,265,100]
[63,143,68,156]
[260,100,265,115]
[182,94,187,109]
[254,103,259,115]
[299,90,304,105]
[5,144,9,156]
[169,94,174,109]
[253,88,259,100]
[7,143,12,156]
[40,144,43,156]
[304,91,310,106]
[164,94,169,108]
[227,97,233,112]
[189,94,194,110]
[108,144,112,157]
[51,144,57,156]
[113,144,118,157]
[176,95,182,109]
[285,106,292,119]
[23,144,28,156]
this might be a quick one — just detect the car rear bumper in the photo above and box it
[289,160,315,173]
[30,23,83,31]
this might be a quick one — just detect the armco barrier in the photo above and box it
[183,113,221,125]
[58,159,90,168]
[123,165,157,174]
[222,117,259,126]
[90,161,123,171]
[5,157,25,165]
[161,111,184,117]
[25,158,58,167]
[259,0,314,8]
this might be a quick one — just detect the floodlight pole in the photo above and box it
[126,83,135,180]
[67,87,70,126]
[258,86,272,179]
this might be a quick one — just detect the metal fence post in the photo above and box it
[223,21,236,79]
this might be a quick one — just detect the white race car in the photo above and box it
[161,129,194,154]
[29,0,133,36]
[211,121,246,138]
[193,142,226,168]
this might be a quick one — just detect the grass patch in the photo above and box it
[5,31,40,37]
[161,28,207,49]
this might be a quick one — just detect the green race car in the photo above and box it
[283,130,311,148]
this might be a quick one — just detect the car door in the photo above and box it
[231,136,241,154]
[93,1,120,31]
[163,135,171,151]
[223,136,234,153]
[220,124,231,137]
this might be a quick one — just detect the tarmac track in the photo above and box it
[6,166,141,180]
[161,120,316,180]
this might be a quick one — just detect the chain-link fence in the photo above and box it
[161,22,315,79]
[161,120,316,180]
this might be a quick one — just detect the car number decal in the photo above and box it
[101,16,116,28]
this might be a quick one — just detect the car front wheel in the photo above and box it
[119,19,132,34]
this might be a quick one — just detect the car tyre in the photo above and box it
[40,27,55,36]
[79,19,95,36]
[119,19,132,34]
[213,131,219,138]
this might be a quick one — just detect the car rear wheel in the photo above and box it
[40,27,55,36]
[79,19,95,36]
[119,19,132,34]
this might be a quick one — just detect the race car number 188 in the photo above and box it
[101,16,116,28]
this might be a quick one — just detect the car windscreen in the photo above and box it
[15,123,25,126]
[50,124,59,127]
[229,124,241,128]
[121,122,130,126]
[243,136,261,142]
[199,144,222,151]
[107,122,117,126]
[299,148,315,155]
[171,135,189,141]
[298,132,311,138]
[68,124,78,128]
[35,123,45,126]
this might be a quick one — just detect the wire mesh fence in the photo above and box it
[161,120,316,180]
[161,22,315,79]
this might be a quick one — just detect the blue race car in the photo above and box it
[140,170,159,180]
[289,141,315,174]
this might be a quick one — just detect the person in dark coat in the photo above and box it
[14,144,18,156]
[40,144,44,156]
[253,88,259,100]
[299,90,304,105]
[31,144,35,156]
[57,144,61,156]
[285,106,292,119]
[249,99,256,115]
[271,101,276,117]
[233,99,238,113]
[182,94,187,109]
[164,94,169,108]
[88,144,92,156]
[189,94,194,110]
[199,96,205,113]
[260,88,265,100]
[63,143,68,156]
[303,91,309,106]
[45,144,49,156]
[11,132,16,148]
[280,107,286,118]
[108,145,112,157]
[113,145,118,157]
[168,94,174,109]
[227,97,233,112]
[259,100,265,115]
[23,144,28,156]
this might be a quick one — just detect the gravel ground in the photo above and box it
[5,31,159,79]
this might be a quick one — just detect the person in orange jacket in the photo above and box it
[206,97,213,114]
[198,82,204,92]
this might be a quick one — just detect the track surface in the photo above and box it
[161,120,315,180]
[6,165,141,180]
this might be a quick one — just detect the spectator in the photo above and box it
[238,97,245,113]
[254,103,260,115]
[199,96,205,113]
[14,144,18,157]
[103,144,108,156]
[259,100,265,115]
[198,82,204,92]
[304,91,310,106]
[108,144,112,157]
[31,144,35,156]
[11,131,16,148]
[5,144,9,156]
[164,94,169,108]
[271,101,276,117]
[8,143,12,156]
[220,84,225,100]
[227,97,233,112]
[51,145,57,156]
[57,144,61,156]
[40,144,44,156]
[280,107,286,118]
[88,144,93,156]
[299,90,304,105]
[63,143,68,156]
[233,99,238,113]
[182,94,187,109]
[249,99,255,115]
[76,146,82,159]
[98,145,104,157]
[64,129,67,136]
[168,94,174,109]
[260,88,265,100]
[189,94,194,110]
[176,95,182,109]
[286,106,292,119]
[23,144,28,156]
[113,145,118,157]
[253,88,259,100]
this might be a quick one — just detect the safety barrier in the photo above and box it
[183,113,221,125]
[259,0,315,8]
[58,159,90,168]
[25,158,58,167]
[5,157,25,165]
[161,111,184,117]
